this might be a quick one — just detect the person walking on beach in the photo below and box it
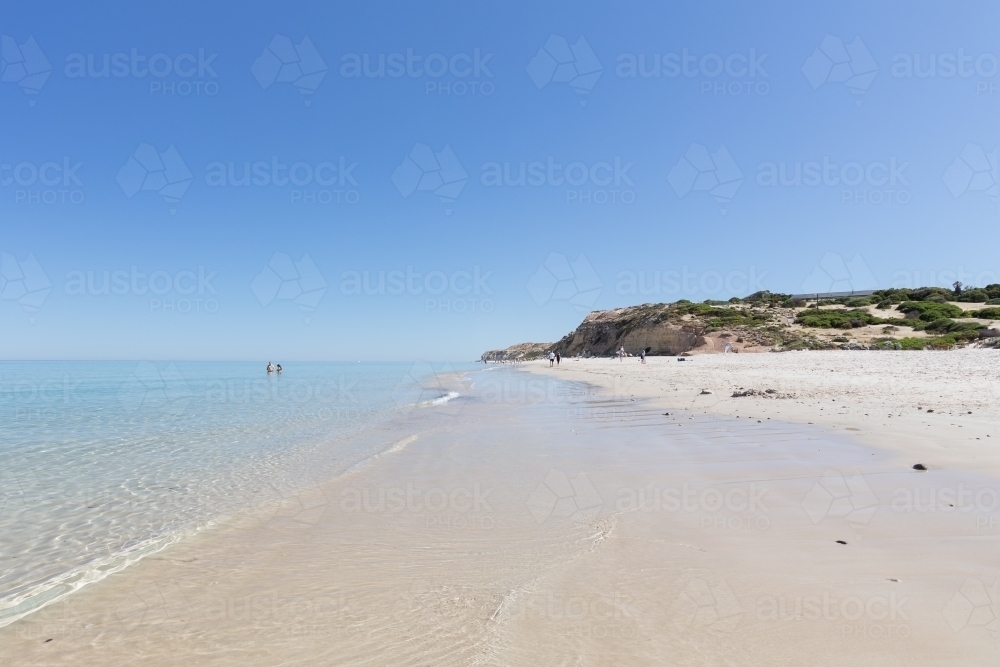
[640,349,646,364]
[548,352,555,367]
[555,352,561,366]
[618,346,625,362]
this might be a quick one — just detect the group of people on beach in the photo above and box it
[617,346,647,364]
[547,351,561,367]
[266,361,282,374]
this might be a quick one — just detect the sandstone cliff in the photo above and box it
[480,342,553,362]
[481,298,786,362]
[550,306,703,356]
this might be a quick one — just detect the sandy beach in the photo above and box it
[529,349,1000,480]
[2,352,999,666]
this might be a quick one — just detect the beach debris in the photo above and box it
[677,357,686,361]
[700,390,713,395]
[912,463,927,471]
[836,540,847,545]
[662,412,670,416]
[731,388,795,399]
[927,409,934,413]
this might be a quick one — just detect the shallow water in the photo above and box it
[5,365,999,666]
[0,360,475,627]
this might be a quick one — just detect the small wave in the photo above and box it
[341,434,419,477]
[422,391,460,407]
[383,434,419,454]
[0,532,180,629]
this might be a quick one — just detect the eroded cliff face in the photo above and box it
[551,307,703,357]
[480,342,553,361]
[481,304,710,361]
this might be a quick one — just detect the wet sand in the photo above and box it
[2,363,999,666]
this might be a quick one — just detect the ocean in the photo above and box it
[0,360,474,628]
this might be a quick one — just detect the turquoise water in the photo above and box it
[0,361,474,627]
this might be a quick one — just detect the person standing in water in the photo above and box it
[276,364,282,374]
[266,362,274,373]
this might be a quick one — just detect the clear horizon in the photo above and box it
[3,1,998,361]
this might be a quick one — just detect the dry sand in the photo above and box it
[530,349,1000,480]
[2,351,998,666]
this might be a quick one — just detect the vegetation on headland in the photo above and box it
[481,284,1000,360]
[785,283,1000,349]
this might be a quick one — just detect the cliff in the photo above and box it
[481,287,1000,361]
[481,297,787,362]
[480,342,553,362]
[550,306,702,356]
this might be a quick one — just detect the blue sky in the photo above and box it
[2,1,998,361]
